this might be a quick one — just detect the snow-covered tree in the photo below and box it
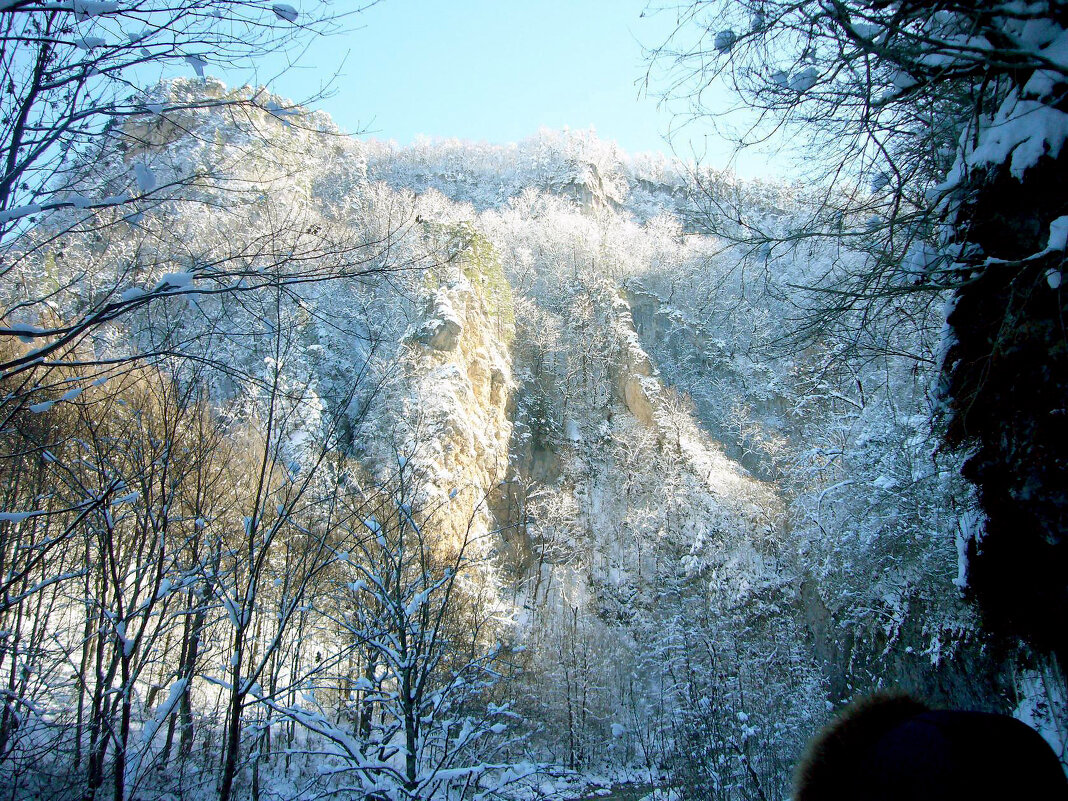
[0,1,367,381]
[650,0,1068,662]
[267,455,521,801]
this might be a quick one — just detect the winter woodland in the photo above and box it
[1,2,1066,800]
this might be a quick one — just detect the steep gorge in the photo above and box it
[1,85,1064,800]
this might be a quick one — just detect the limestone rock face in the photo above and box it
[426,316,462,350]
[373,271,514,558]
[622,374,659,427]
[420,288,464,351]
[608,293,659,426]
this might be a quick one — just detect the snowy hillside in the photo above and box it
[0,80,1064,801]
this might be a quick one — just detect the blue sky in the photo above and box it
[267,1,676,151]
[214,1,780,175]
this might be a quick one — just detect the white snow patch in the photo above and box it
[71,0,120,17]
[0,205,42,223]
[1047,216,1068,251]
[0,511,42,523]
[154,272,193,291]
[74,36,106,50]
[272,4,299,23]
[714,30,737,53]
[968,95,1068,178]
[132,163,156,193]
[1014,667,1068,763]
[184,55,207,78]
[953,509,983,590]
[120,287,147,302]
[789,68,819,92]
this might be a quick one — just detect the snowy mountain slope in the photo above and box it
[1,80,1061,801]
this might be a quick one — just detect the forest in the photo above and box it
[0,2,1066,800]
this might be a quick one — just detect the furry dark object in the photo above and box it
[793,693,1068,800]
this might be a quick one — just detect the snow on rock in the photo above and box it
[364,270,514,562]
[418,287,464,351]
[609,293,659,426]
[965,94,1068,179]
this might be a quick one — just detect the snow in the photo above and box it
[850,22,881,40]
[74,36,106,50]
[1047,215,1068,251]
[1014,667,1067,763]
[872,475,896,490]
[184,55,207,78]
[891,70,918,90]
[565,420,582,442]
[966,95,1068,178]
[714,30,737,53]
[0,83,1024,798]
[113,491,140,506]
[0,204,42,223]
[71,0,119,17]
[954,509,983,589]
[141,678,188,746]
[789,68,819,92]
[0,511,42,523]
[5,322,44,342]
[154,272,193,291]
[120,287,147,301]
[265,100,298,126]
[272,4,299,23]
[132,162,156,193]
[1022,27,1068,99]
